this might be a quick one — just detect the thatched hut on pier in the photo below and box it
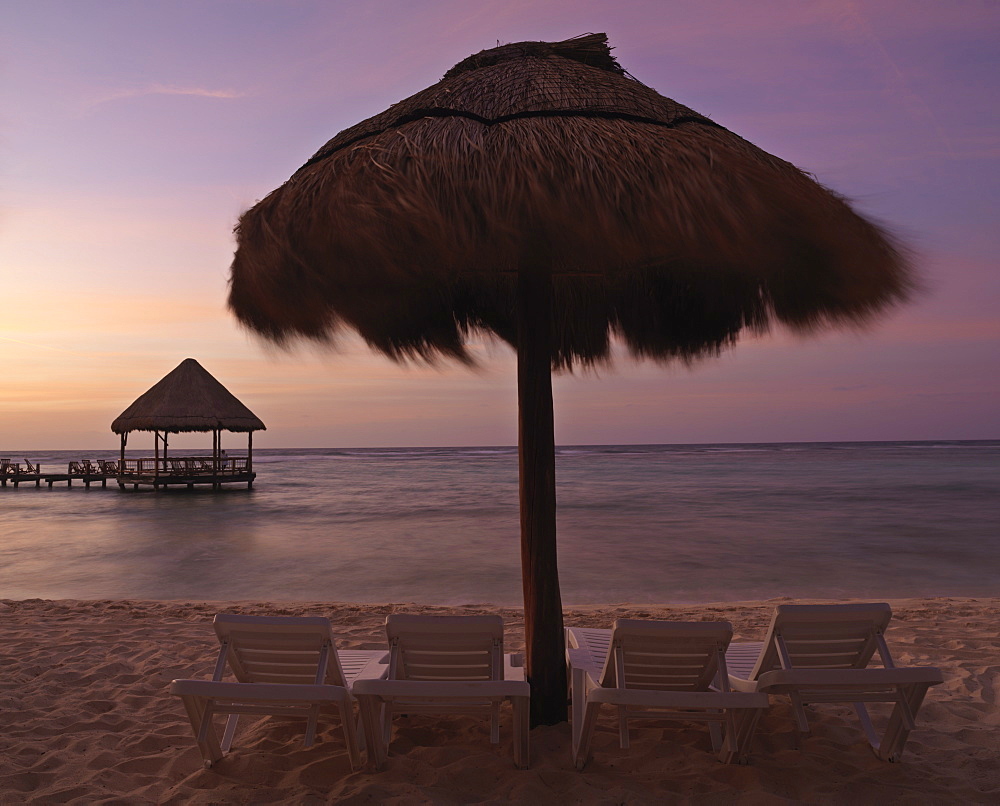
[111,358,265,489]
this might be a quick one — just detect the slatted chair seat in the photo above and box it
[353,614,529,769]
[170,614,388,769]
[566,620,768,769]
[726,603,943,762]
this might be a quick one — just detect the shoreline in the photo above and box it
[2,596,997,803]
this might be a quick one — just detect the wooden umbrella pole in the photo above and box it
[516,264,567,726]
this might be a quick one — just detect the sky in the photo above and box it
[1,0,998,450]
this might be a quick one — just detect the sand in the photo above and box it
[0,597,997,805]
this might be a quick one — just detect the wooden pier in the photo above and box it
[1,457,254,490]
[1,460,115,488]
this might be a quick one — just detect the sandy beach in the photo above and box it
[1,597,996,804]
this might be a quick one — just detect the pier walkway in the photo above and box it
[1,458,255,490]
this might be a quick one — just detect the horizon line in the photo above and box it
[4,437,998,454]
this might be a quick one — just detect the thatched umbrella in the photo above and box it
[228,34,912,724]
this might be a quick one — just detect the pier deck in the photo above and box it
[2,457,255,490]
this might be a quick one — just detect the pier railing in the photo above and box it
[68,460,108,475]
[119,457,251,476]
[4,456,254,489]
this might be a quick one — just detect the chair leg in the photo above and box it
[382,703,394,748]
[303,705,321,748]
[853,701,881,751]
[340,702,361,771]
[709,721,723,753]
[570,665,585,755]
[513,695,529,770]
[359,695,387,770]
[355,705,367,753]
[221,714,239,753]
[573,701,601,771]
[877,684,931,762]
[789,692,811,733]
[491,701,501,744]
[180,695,224,767]
[716,710,739,764]
[733,707,763,764]
[617,706,630,749]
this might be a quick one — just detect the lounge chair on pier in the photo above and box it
[170,614,388,769]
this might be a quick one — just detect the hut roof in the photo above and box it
[110,358,266,434]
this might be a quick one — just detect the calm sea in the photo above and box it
[1,442,997,605]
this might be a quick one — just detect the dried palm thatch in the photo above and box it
[111,358,265,434]
[227,33,914,726]
[229,33,912,369]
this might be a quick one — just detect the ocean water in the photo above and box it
[1,442,997,605]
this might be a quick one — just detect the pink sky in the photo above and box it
[2,1,998,449]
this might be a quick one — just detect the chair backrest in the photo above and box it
[213,614,348,687]
[599,620,733,692]
[749,603,893,680]
[385,614,504,682]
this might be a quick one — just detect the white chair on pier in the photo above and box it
[725,603,943,761]
[170,614,388,769]
[353,614,530,769]
[566,620,768,768]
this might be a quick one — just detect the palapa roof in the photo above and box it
[111,358,266,434]
[229,33,912,369]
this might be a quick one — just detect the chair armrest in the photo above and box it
[756,666,944,694]
[727,674,762,693]
[586,688,769,709]
[504,653,526,681]
[353,678,530,702]
[567,647,602,677]
[338,650,390,686]
[170,679,351,704]
[565,626,586,650]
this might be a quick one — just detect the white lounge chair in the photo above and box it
[566,620,769,768]
[353,614,530,769]
[726,603,943,762]
[170,614,388,769]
